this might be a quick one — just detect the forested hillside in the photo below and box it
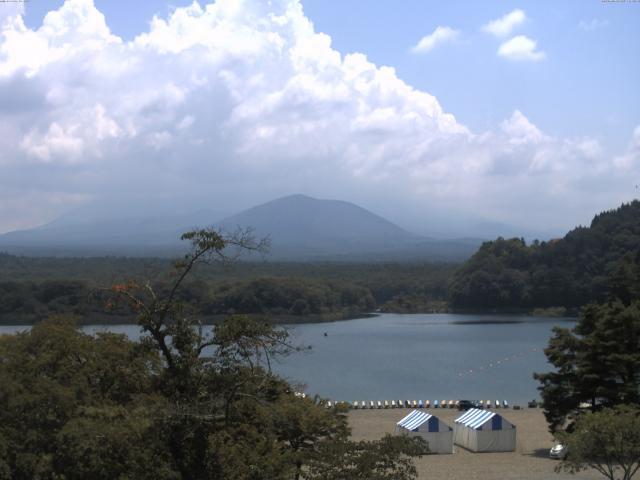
[449,201,640,310]
[0,256,455,323]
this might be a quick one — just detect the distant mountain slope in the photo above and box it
[0,210,224,256]
[0,194,480,260]
[215,194,481,260]
[449,200,640,309]
[216,194,417,254]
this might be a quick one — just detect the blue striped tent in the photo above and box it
[453,408,516,452]
[395,410,453,454]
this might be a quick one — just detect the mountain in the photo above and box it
[449,200,640,310]
[216,194,413,255]
[0,194,481,260]
[0,209,225,256]
[214,194,480,260]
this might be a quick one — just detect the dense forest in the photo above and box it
[0,255,455,324]
[449,201,640,311]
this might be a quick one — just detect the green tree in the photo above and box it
[270,397,350,479]
[307,434,428,480]
[534,300,640,432]
[0,316,173,480]
[555,406,640,480]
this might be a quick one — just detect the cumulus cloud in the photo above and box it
[497,35,545,61]
[411,26,459,54]
[0,0,635,235]
[500,110,547,145]
[482,9,526,37]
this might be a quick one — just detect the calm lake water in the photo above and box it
[0,313,574,405]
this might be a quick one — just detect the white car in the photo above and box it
[549,443,569,459]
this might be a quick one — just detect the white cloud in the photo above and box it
[497,35,546,61]
[177,115,195,130]
[501,110,547,145]
[19,104,121,162]
[147,130,173,150]
[0,0,634,235]
[0,2,24,25]
[578,19,608,31]
[20,122,84,162]
[613,125,640,170]
[411,26,459,54]
[482,9,526,37]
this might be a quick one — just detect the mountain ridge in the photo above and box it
[0,194,480,260]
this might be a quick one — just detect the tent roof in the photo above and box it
[454,408,500,430]
[397,410,433,431]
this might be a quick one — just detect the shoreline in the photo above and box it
[0,311,379,327]
[0,309,578,327]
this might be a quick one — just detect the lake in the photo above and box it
[0,313,574,405]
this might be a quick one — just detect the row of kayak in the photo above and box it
[325,399,510,409]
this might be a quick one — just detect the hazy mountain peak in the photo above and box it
[218,194,414,241]
[0,194,480,260]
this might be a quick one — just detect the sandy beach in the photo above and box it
[348,407,603,480]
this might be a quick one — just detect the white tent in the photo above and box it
[395,410,453,454]
[453,408,516,452]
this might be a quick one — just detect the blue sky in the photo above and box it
[1,0,639,236]
[303,1,640,151]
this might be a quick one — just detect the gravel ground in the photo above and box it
[348,408,604,480]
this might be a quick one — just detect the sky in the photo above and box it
[0,0,639,237]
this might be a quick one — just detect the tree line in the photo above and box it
[449,201,640,311]
[0,256,455,324]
